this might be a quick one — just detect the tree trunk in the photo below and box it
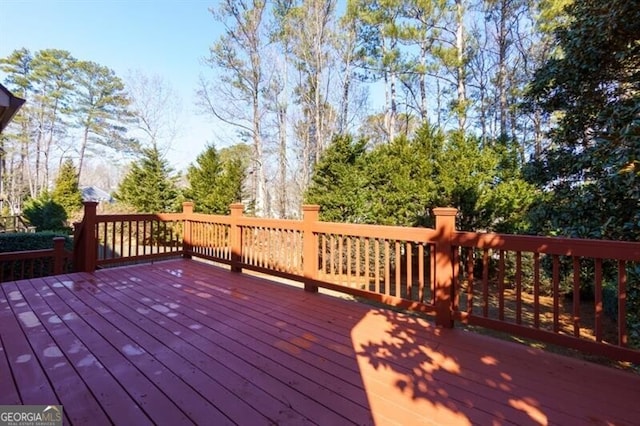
[389,70,397,142]
[533,107,543,158]
[277,52,289,219]
[78,126,90,182]
[455,0,467,130]
[253,94,266,216]
[498,0,508,139]
[338,24,354,134]
[420,41,428,122]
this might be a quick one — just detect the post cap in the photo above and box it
[433,207,458,216]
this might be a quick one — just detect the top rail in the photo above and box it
[314,221,440,242]
[96,212,185,223]
[454,231,640,261]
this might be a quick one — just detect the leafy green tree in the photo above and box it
[185,144,244,214]
[525,0,640,240]
[305,135,369,223]
[307,124,536,232]
[23,192,68,231]
[114,146,181,213]
[1,49,76,198]
[363,124,443,227]
[52,158,83,216]
[347,0,405,141]
[0,48,31,213]
[436,133,536,232]
[1,49,133,213]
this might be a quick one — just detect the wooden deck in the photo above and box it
[1,259,639,425]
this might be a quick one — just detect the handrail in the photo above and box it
[454,231,640,260]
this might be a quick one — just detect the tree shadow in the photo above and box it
[351,307,640,425]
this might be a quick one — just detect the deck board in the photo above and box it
[8,280,111,425]
[1,258,639,425]
[0,284,62,405]
[74,269,307,425]
[30,276,165,426]
[97,265,368,425]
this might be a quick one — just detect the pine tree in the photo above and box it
[304,135,369,223]
[185,144,244,215]
[74,61,134,181]
[22,192,68,231]
[307,124,536,232]
[114,146,181,213]
[51,158,83,216]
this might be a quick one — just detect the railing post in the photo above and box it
[230,203,244,273]
[182,202,194,259]
[433,207,458,328]
[302,205,320,293]
[74,201,98,273]
[53,237,65,275]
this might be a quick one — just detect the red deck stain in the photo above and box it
[274,340,301,356]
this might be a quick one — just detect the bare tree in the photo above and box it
[126,70,181,151]
[200,0,268,216]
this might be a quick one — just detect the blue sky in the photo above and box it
[0,0,228,170]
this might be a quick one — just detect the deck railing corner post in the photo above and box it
[433,207,458,328]
[182,202,194,259]
[53,237,65,275]
[230,203,244,273]
[74,201,98,273]
[72,221,84,271]
[182,201,194,215]
[302,205,321,292]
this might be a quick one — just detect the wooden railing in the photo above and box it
[73,201,640,363]
[0,237,71,282]
[452,232,640,362]
[0,215,36,233]
[73,202,184,270]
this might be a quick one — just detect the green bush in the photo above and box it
[0,232,73,253]
[0,232,74,281]
[22,193,70,231]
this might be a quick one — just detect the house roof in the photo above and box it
[81,186,114,203]
[0,83,26,134]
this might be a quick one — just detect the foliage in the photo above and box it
[114,146,181,213]
[525,0,640,241]
[525,0,639,339]
[305,135,369,223]
[436,134,538,233]
[363,125,442,227]
[185,144,245,215]
[52,158,83,217]
[22,192,69,231]
[306,124,537,232]
[74,60,135,180]
[0,48,134,213]
[0,231,73,253]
